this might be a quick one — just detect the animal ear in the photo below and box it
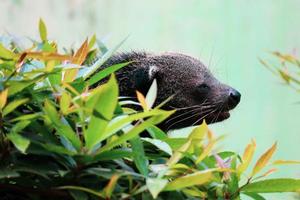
[134,65,159,95]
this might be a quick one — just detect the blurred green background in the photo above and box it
[1,0,299,199]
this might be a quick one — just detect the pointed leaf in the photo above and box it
[7,120,31,154]
[130,136,149,176]
[142,137,172,155]
[84,75,118,150]
[0,44,17,59]
[103,175,119,198]
[44,100,81,151]
[39,18,47,42]
[163,170,213,191]
[251,142,277,177]
[3,98,29,116]
[237,139,256,176]
[241,178,300,193]
[136,91,147,110]
[85,62,130,86]
[0,89,8,109]
[147,178,168,199]
[272,160,300,165]
[98,111,173,154]
[145,79,157,109]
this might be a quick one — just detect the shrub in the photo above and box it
[0,20,299,200]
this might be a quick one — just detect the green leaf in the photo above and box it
[39,18,47,42]
[142,137,172,155]
[86,62,130,86]
[97,110,173,153]
[0,168,20,179]
[130,136,149,176]
[88,34,97,49]
[7,121,31,154]
[146,125,167,140]
[241,178,300,193]
[44,99,81,151]
[7,78,42,96]
[167,139,192,166]
[84,74,118,150]
[3,98,29,116]
[82,36,128,80]
[163,170,213,191]
[60,92,71,114]
[104,109,168,138]
[146,178,168,199]
[243,193,266,200]
[0,44,17,59]
[10,113,41,122]
[69,190,89,200]
[57,186,104,198]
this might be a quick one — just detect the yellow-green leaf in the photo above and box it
[188,121,208,142]
[272,160,300,165]
[147,178,168,199]
[3,98,29,116]
[167,139,192,166]
[163,170,213,191]
[60,92,72,114]
[195,139,216,164]
[39,18,47,42]
[251,142,277,177]
[241,178,300,193]
[88,34,97,49]
[0,44,17,59]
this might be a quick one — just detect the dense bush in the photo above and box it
[0,20,300,200]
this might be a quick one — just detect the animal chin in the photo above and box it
[205,111,231,124]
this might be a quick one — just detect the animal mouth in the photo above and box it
[161,105,233,131]
[206,110,230,123]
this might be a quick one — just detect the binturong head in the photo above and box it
[99,52,241,131]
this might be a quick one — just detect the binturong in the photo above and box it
[92,52,241,131]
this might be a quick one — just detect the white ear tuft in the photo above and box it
[148,65,158,79]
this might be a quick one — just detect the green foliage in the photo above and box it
[0,20,299,200]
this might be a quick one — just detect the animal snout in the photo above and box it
[227,88,241,109]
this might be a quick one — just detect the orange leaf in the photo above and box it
[251,142,277,177]
[23,52,72,61]
[254,168,277,181]
[136,91,147,110]
[72,39,89,65]
[0,89,8,109]
[195,139,216,164]
[237,139,256,176]
[103,175,119,198]
[272,160,300,165]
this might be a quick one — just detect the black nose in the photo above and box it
[228,89,241,108]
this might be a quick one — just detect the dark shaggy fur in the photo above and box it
[92,52,241,131]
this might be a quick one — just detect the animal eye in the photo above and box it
[198,83,210,90]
